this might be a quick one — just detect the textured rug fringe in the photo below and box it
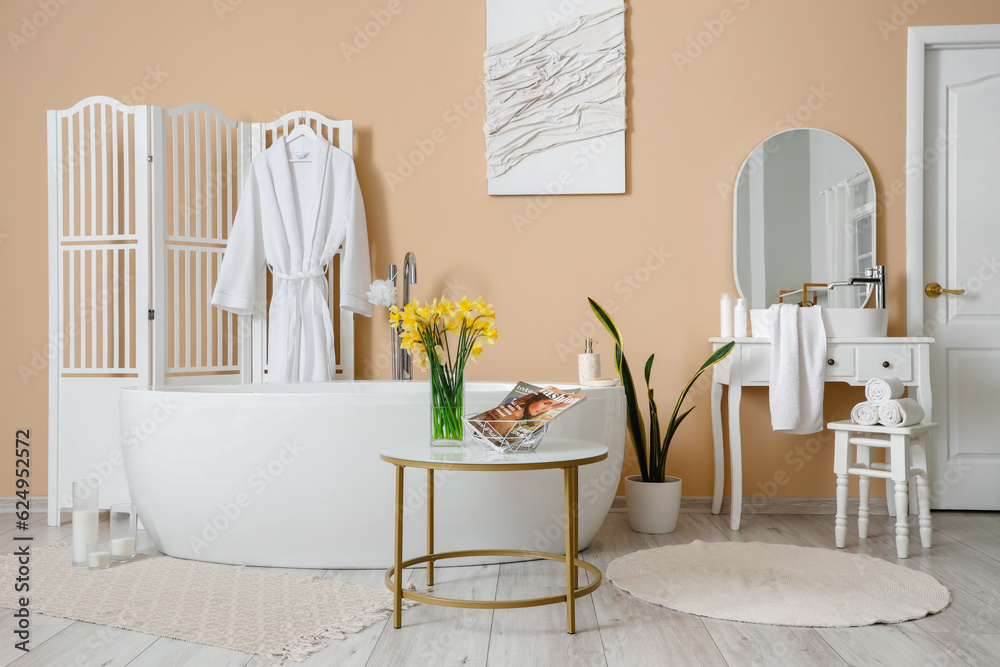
[267,582,419,665]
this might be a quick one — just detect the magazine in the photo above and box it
[501,381,542,403]
[467,384,587,448]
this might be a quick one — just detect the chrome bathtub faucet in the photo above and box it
[400,252,417,381]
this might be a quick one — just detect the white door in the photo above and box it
[907,25,1000,510]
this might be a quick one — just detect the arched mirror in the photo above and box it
[733,128,876,310]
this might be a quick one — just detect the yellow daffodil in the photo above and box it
[390,296,496,376]
[434,344,447,365]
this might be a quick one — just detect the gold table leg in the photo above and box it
[564,465,579,634]
[427,468,435,587]
[393,465,404,629]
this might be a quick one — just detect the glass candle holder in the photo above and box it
[87,542,111,570]
[109,503,137,562]
[72,480,99,566]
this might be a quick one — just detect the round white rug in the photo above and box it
[608,540,951,627]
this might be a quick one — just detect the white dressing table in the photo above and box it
[709,336,934,530]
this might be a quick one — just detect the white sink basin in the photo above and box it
[822,308,888,337]
[750,308,888,338]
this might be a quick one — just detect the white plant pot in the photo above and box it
[625,475,682,534]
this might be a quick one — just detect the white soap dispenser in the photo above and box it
[579,339,601,385]
[734,298,748,338]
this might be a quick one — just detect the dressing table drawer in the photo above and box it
[857,346,913,382]
[743,345,771,383]
[824,347,855,378]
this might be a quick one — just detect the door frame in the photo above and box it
[905,24,1000,335]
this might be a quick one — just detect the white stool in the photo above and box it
[828,420,938,559]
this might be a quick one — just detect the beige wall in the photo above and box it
[2,0,998,499]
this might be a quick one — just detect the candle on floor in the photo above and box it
[72,509,99,565]
[71,479,99,566]
[87,545,111,570]
[110,537,135,559]
[110,503,138,562]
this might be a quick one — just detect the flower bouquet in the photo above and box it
[390,297,498,444]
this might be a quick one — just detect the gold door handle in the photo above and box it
[925,282,966,298]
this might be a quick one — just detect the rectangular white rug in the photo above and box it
[0,543,409,664]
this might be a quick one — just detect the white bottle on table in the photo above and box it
[720,293,733,337]
[734,298,748,338]
[579,339,600,384]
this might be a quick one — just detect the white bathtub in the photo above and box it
[120,382,625,569]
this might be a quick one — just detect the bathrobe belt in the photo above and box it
[271,267,327,283]
[271,266,334,380]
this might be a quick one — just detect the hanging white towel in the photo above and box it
[768,304,827,434]
[851,401,880,426]
[878,398,925,427]
[865,376,904,404]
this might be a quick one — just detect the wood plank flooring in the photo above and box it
[3,509,998,666]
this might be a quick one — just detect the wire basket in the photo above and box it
[462,416,551,453]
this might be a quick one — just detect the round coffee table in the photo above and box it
[380,437,608,634]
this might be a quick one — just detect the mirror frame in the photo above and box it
[732,127,876,310]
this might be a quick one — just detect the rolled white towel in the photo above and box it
[878,398,925,427]
[851,401,880,426]
[865,376,905,404]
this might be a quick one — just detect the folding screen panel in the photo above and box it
[149,103,253,385]
[46,96,150,524]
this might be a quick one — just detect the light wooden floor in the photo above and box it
[2,508,999,666]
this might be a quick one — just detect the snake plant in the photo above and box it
[589,298,735,483]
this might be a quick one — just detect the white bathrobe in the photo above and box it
[211,136,372,383]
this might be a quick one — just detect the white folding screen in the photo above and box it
[47,99,357,524]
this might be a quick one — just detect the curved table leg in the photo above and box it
[711,374,724,515]
[728,357,743,531]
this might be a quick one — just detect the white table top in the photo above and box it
[380,437,608,471]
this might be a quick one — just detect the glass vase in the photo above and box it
[430,365,465,446]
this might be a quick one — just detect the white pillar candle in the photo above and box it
[110,537,135,559]
[88,550,111,569]
[72,509,99,564]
